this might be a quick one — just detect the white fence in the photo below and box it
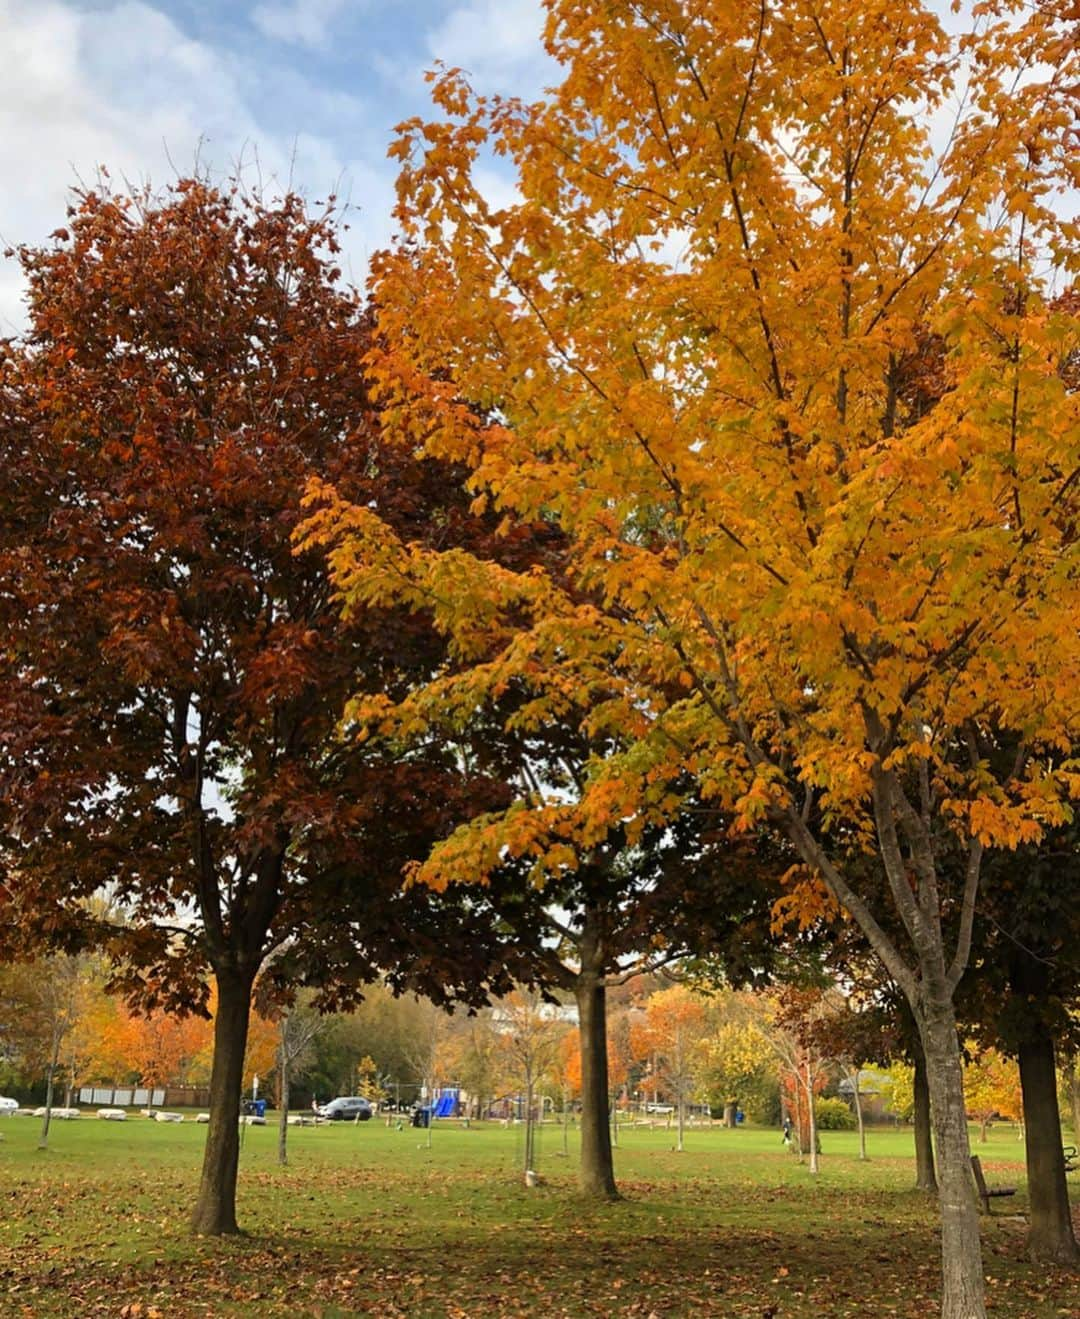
[78,1087,165,1107]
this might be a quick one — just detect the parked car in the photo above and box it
[318,1096,373,1122]
[0,1096,18,1115]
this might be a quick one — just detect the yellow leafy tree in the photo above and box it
[696,994,773,1125]
[963,1046,1023,1144]
[63,958,135,1096]
[885,1061,915,1123]
[301,2,1080,1311]
[354,1054,387,1106]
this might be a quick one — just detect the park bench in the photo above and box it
[970,1154,1016,1213]
[1064,1145,1077,1174]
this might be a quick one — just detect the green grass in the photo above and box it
[0,1114,1076,1317]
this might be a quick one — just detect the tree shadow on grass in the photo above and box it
[4,1178,1077,1318]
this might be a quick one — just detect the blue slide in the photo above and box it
[433,1091,457,1118]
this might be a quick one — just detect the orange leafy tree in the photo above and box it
[549,1028,581,1155]
[309,3,1080,1313]
[242,1008,279,1098]
[630,985,709,1152]
[765,986,837,1174]
[77,991,144,1088]
[127,1009,214,1095]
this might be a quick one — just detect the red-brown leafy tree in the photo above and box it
[0,180,549,1234]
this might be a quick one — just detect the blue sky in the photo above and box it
[1,2,1066,331]
[0,0,555,329]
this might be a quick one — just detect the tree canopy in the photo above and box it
[307,4,1079,1315]
[0,179,558,1234]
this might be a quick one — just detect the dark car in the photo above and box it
[318,1096,373,1122]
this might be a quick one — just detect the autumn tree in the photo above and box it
[633,985,709,1152]
[0,180,552,1235]
[325,3,1080,1313]
[269,994,326,1165]
[74,986,146,1090]
[271,603,783,1198]
[280,676,782,1196]
[54,962,99,1105]
[402,996,459,1150]
[547,1028,579,1155]
[127,1008,214,1097]
[0,954,88,1144]
[960,826,1080,1262]
[963,1045,1022,1144]
[494,989,570,1175]
[443,1010,504,1120]
[764,987,840,1173]
[695,991,774,1127]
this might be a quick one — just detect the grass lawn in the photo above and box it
[0,1113,1077,1317]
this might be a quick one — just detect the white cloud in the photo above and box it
[0,0,567,330]
[425,0,554,91]
[0,0,393,330]
[472,164,522,216]
[250,0,359,51]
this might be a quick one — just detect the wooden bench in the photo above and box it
[971,1155,1016,1213]
[1064,1145,1077,1174]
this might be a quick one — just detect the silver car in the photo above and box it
[317,1096,373,1122]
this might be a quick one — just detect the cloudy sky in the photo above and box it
[0,0,556,330]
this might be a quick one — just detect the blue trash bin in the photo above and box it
[252,1099,267,1118]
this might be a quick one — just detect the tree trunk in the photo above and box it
[806,1062,819,1175]
[914,1045,937,1193]
[920,1005,986,1319]
[38,1026,62,1150]
[723,1101,737,1128]
[190,966,254,1235]
[573,975,618,1198]
[676,1093,685,1152]
[849,1068,867,1160]
[277,1017,290,1168]
[791,1074,804,1161]
[1018,1031,1079,1264]
[524,1070,535,1174]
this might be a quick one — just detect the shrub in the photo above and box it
[814,1096,856,1130]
